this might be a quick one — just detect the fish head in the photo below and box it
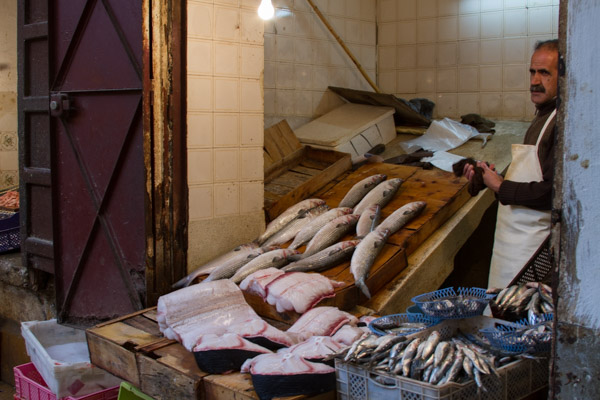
[283,249,301,258]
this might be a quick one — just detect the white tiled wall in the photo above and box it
[264,0,378,130]
[187,0,264,221]
[379,0,559,120]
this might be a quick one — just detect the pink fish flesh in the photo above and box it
[241,352,335,375]
[331,325,370,346]
[192,333,272,374]
[227,318,296,349]
[279,336,344,361]
[287,306,358,342]
[193,333,272,353]
[239,267,285,299]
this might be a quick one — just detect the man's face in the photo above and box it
[529,48,559,105]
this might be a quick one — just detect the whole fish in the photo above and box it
[300,214,360,258]
[401,337,422,376]
[375,201,427,236]
[204,246,278,282]
[288,207,353,250]
[429,347,455,384]
[338,174,387,208]
[231,248,299,284]
[433,341,451,368]
[421,330,442,361]
[350,229,391,299]
[262,205,329,247]
[353,178,404,215]
[282,240,361,273]
[172,242,259,288]
[256,199,326,245]
[356,204,381,238]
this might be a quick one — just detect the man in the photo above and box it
[464,39,559,289]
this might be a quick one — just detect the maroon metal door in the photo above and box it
[50,0,145,324]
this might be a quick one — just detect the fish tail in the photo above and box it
[356,278,371,299]
[171,275,191,289]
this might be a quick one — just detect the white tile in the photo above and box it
[240,182,264,214]
[481,11,503,38]
[417,44,436,68]
[379,22,397,46]
[528,6,553,35]
[215,6,240,41]
[378,46,396,70]
[459,0,480,14]
[417,0,437,18]
[264,18,276,35]
[362,22,377,45]
[437,43,457,66]
[240,148,263,180]
[188,185,213,220]
[398,0,417,20]
[397,45,417,68]
[276,89,295,115]
[481,0,503,12]
[552,6,559,34]
[438,16,458,42]
[417,19,437,43]
[294,38,313,63]
[188,76,213,111]
[329,16,346,41]
[346,19,361,43]
[396,70,417,93]
[214,42,240,76]
[264,88,275,114]
[459,41,480,65]
[503,64,527,90]
[396,21,417,45]
[458,93,480,115]
[417,69,436,92]
[312,15,329,40]
[503,92,527,118]
[459,14,479,40]
[504,0,526,9]
[188,150,213,184]
[528,0,552,6]
[241,80,262,112]
[528,35,554,55]
[346,0,361,19]
[330,42,347,67]
[294,90,314,116]
[503,37,527,63]
[312,66,329,90]
[525,96,536,119]
[214,183,240,216]
[274,8,294,34]
[294,64,312,89]
[480,92,503,117]
[480,40,503,64]
[215,78,240,111]
[187,113,213,148]
[216,0,239,6]
[293,11,312,37]
[264,34,276,60]
[435,93,458,118]
[328,66,347,88]
[276,63,294,88]
[437,68,457,92]
[379,0,397,22]
[275,35,295,61]
[264,61,276,88]
[459,66,479,91]
[241,0,261,8]
[378,71,396,94]
[329,0,345,16]
[480,66,503,91]
[240,114,263,146]
[504,9,528,37]
[215,149,239,182]
[188,2,213,38]
[214,114,240,146]
[361,45,377,70]
[274,0,293,9]
[187,40,212,75]
[438,0,458,16]
[361,0,377,21]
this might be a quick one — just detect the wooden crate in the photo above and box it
[264,120,351,221]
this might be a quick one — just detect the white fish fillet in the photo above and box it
[241,352,335,375]
[226,318,295,347]
[192,332,273,353]
[239,267,285,299]
[264,272,345,314]
[279,336,344,360]
[331,325,369,346]
[287,306,358,342]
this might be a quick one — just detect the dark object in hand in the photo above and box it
[452,158,488,196]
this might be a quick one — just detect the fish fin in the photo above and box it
[356,278,372,299]
[287,254,303,262]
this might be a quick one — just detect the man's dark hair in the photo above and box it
[534,39,558,52]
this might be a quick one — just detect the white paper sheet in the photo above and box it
[400,118,481,153]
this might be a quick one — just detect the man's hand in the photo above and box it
[478,161,503,193]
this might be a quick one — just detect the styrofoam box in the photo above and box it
[294,103,396,163]
[21,319,122,399]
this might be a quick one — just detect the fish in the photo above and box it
[433,341,451,368]
[288,207,354,250]
[230,249,300,284]
[282,240,361,273]
[288,306,359,343]
[262,205,329,247]
[350,229,391,299]
[172,242,260,288]
[204,246,278,282]
[257,199,326,245]
[300,214,360,258]
[421,331,442,361]
[352,178,404,215]
[338,174,388,208]
[401,338,422,376]
[356,204,381,238]
[375,201,427,236]
[239,267,286,299]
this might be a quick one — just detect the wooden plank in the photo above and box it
[276,120,302,151]
[269,171,311,189]
[263,128,285,162]
[265,147,306,180]
[264,182,293,197]
[263,151,274,171]
[289,165,321,177]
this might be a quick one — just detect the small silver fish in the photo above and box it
[288,207,353,250]
[421,330,442,361]
[262,204,328,247]
[338,174,387,209]
[282,240,360,273]
[356,204,381,238]
[230,248,299,283]
[350,229,390,299]
[301,214,360,258]
[375,201,427,236]
[353,178,404,215]
[257,199,325,245]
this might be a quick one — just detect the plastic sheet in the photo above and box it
[421,151,465,173]
[400,118,480,153]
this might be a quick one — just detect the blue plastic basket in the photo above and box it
[480,314,553,354]
[411,287,496,319]
[368,313,439,336]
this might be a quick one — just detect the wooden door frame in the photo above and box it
[144,0,187,306]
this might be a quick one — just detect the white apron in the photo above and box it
[488,109,556,289]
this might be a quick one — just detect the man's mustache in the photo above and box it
[530,84,545,93]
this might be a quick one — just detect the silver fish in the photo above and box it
[429,347,455,384]
[401,337,422,376]
[282,240,360,273]
[443,348,465,384]
[356,204,381,238]
[434,341,451,368]
[257,199,326,245]
[421,331,442,361]
[172,242,259,288]
[301,214,360,258]
[262,205,329,247]
[350,229,391,299]
[375,201,427,236]
[288,207,353,250]
[204,246,277,282]
[353,178,404,215]
[230,248,300,284]
[338,174,387,208]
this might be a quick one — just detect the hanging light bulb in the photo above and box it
[258,0,274,20]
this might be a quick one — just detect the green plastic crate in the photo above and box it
[118,382,154,400]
